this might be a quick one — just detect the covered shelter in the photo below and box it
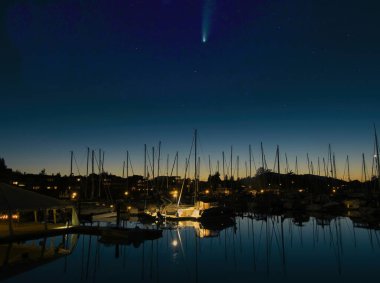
[0,183,79,238]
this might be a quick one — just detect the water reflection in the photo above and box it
[0,234,77,281]
[2,215,380,282]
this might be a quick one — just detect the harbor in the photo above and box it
[1,0,380,282]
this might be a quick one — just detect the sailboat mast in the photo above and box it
[230,146,233,179]
[261,142,264,170]
[126,150,129,189]
[346,155,351,181]
[237,155,239,179]
[249,144,252,178]
[144,144,147,197]
[285,153,289,174]
[86,148,89,176]
[372,143,376,181]
[158,141,161,178]
[85,147,89,199]
[328,144,333,178]
[122,161,125,178]
[318,157,321,176]
[144,144,147,180]
[70,150,73,176]
[333,153,337,179]
[176,151,179,178]
[374,125,380,189]
[198,157,201,181]
[245,161,248,178]
[222,151,225,180]
[98,149,101,198]
[91,149,95,199]
[208,155,212,176]
[362,153,367,182]
[102,151,105,173]
[277,146,280,174]
[166,154,169,190]
[276,145,280,186]
[152,146,155,181]
[194,129,198,202]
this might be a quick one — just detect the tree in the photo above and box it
[256,167,271,176]
[208,172,221,188]
[0,158,7,171]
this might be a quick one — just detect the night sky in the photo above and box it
[1,0,379,179]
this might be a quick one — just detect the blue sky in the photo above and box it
[1,0,379,179]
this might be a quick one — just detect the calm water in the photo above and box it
[2,216,380,282]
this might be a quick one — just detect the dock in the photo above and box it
[0,224,162,244]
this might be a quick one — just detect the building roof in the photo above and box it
[0,183,71,211]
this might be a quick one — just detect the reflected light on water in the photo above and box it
[2,216,380,283]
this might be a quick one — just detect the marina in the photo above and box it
[1,0,379,282]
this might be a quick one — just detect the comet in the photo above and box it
[202,0,215,43]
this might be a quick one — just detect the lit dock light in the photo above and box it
[0,214,19,220]
[171,190,178,198]
[172,240,178,247]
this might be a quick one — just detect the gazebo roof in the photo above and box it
[0,183,71,211]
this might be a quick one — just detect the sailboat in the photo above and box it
[150,130,233,220]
